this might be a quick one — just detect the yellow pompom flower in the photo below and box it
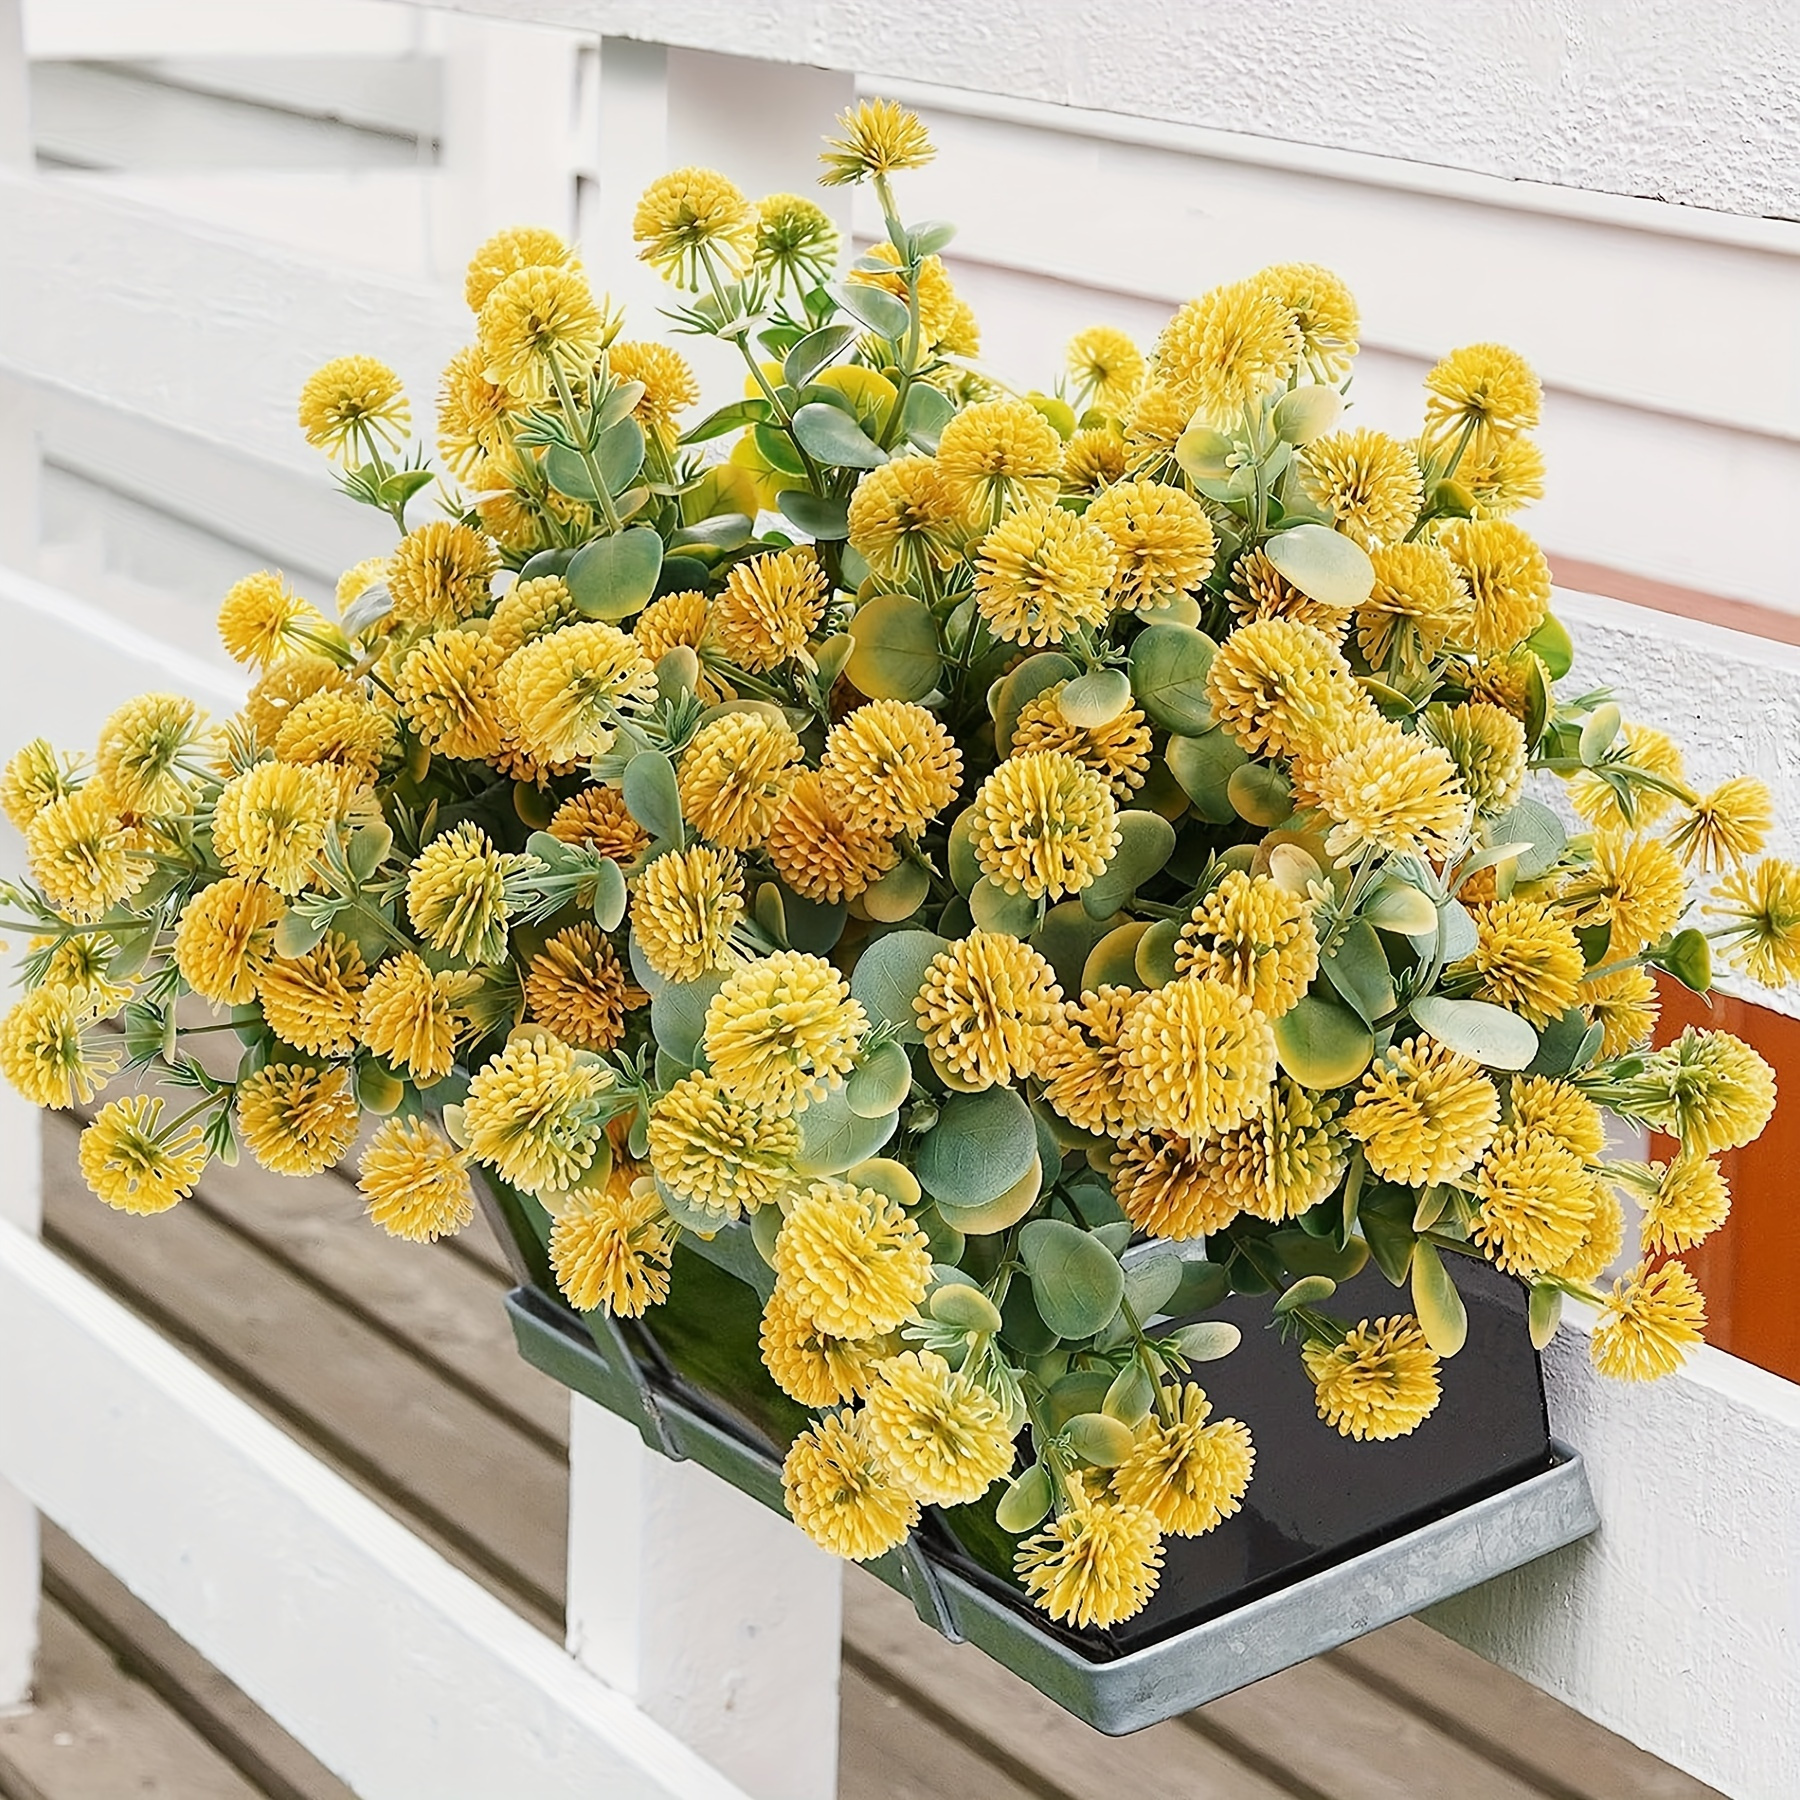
[1037,985,1146,1138]
[1260,262,1359,382]
[648,1072,801,1218]
[1419,700,1526,816]
[95,693,208,818]
[973,503,1116,646]
[397,630,509,761]
[297,356,409,461]
[1122,383,1190,470]
[1458,431,1548,517]
[1567,724,1685,832]
[1454,898,1586,1028]
[1553,1174,1626,1284]
[752,191,840,290]
[913,929,1063,1089]
[712,548,829,674]
[606,338,700,446]
[1356,543,1473,669]
[1310,726,1472,865]
[236,1062,360,1177]
[463,224,578,311]
[632,843,744,982]
[0,987,119,1109]
[478,262,612,401]
[501,620,656,765]
[702,951,866,1115]
[862,1349,1016,1505]
[765,770,899,904]
[549,786,652,865]
[1303,1317,1442,1441]
[969,751,1119,901]
[242,655,354,746]
[1061,426,1128,497]
[1635,1154,1731,1256]
[358,1116,474,1243]
[1176,871,1319,1020]
[1470,1127,1595,1276]
[551,1173,674,1316]
[173,877,285,1005]
[1438,518,1551,657]
[33,933,131,1015]
[781,1411,919,1562]
[1112,1385,1254,1537]
[26,785,152,920]
[387,521,498,632]
[524,923,632,1052]
[1010,684,1153,800]
[272,690,395,782]
[774,1181,932,1339]
[1,738,83,831]
[1423,342,1541,448]
[936,400,1064,526]
[1668,776,1772,873]
[1110,1131,1239,1239]
[1299,430,1423,549]
[1642,1026,1777,1157]
[1121,977,1277,1142]
[846,456,965,585]
[1708,857,1800,987]
[219,571,331,668]
[1558,830,1685,958]
[1066,325,1147,411]
[488,575,578,655]
[676,711,803,851]
[437,344,525,479]
[1508,1075,1607,1160]
[1582,965,1660,1058]
[819,700,963,839]
[1590,1261,1706,1381]
[1155,280,1302,424]
[1206,616,1366,762]
[818,97,935,186]
[78,1094,208,1215]
[257,932,367,1058]
[633,589,735,705]
[760,1288,882,1407]
[406,822,522,965]
[1207,1079,1346,1223]
[1016,1495,1165,1628]
[1346,1036,1498,1187]
[463,1031,613,1195]
[634,166,755,283]
[211,760,336,895]
[1085,478,1217,613]
[358,952,470,1084]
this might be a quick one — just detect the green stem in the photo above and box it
[546,359,623,534]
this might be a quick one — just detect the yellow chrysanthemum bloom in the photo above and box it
[463,224,578,311]
[1085,478,1217,613]
[1066,325,1147,412]
[405,822,520,965]
[358,1116,474,1243]
[1438,518,1552,658]
[1310,725,1472,865]
[219,571,332,668]
[1423,342,1541,448]
[676,711,802,851]
[1010,684,1153,800]
[463,1030,613,1195]
[632,844,744,982]
[633,165,756,284]
[257,932,367,1058]
[1707,857,1800,988]
[397,631,509,762]
[752,191,840,290]
[524,923,632,1053]
[1419,700,1525,817]
[1155,280,1302,424]
[846,456,966,586]
[1299,430,1423,549]
[1567,724,1685,833]
[467,441,585,558]
[502,620,656,765]
[606,338,700,446]
[1458,430,1548,517]
[782,1410,919,1562]
[760,1287,882,1407]
[914,929,1063,1089]
[1176,871,1319,1020]
[548,785,651,865]
[358,952,471,1085]
[765,770,899,904]
[1061,426,1128,497]
[1553,1174,1626,1284]
[1261,262,1360,382]
[78,1094,208,1215]
[1470,1126,1594,1276]
[968,751,1119,901]
[973,503,1116,647]
[487,575,577,656]
[703,951,866,1115]
[33,932,130,1015]
[242,656,354,746]
[1356,542,1472,669]
[1303,1317,1442,1441]
[1016,1495,1165,1628]
[437,344,524,479]
[1,738,83,831]
[297,356,409,461]
[774,1180,932,1339]
[1037,986,1146,1138]
[237,1062,360,1177]
[1122,383,1191,472]
[936,400,1064,526]
[648,1072,800,1219]
[1590,1261,1706,1381]
[1110,1131,1240,1239]
[551,1173,674,1316]
[1453,898,1585,1028]
[0,987,119,1109]
[1121,976,1276,1142]
[95,693,207,818]
[1668,776,1772,873]
[172,877,284,1005]
[1558,829,1686,958]
[818,97,935,186]
[1508,1074,1607,1160]
[1112,1385,1255,1537]
[387,521,498,632]
[272,690,395,783]
[633,589,735,704]
[1228,546,1354,640]
[1642,1026,1777,1157]
[478,262,613,401]
[1345,1035,1498,1187]
[819,700,963,840]
[211,760,336,896]
[1581,965,1660,1058]
[862,1349,1016,1505]
[1206,616,1366,761]
[1207,1079,1346,1223]
[712,548,829,674]
[1636,1154,1731,1256]
[26,785,151,921]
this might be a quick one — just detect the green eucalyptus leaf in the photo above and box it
[970,875,1040,936]
[846,593,941,701]
[1528,1282,1564,1350]
[828,280,911,339]
[776,489,851,540]
[1019,1217,1126,1341]
[849,929,948,1041]
[273,910,329,960]
[1167,1258,1231,1317]
[623,753,683,841]
[793,401,889,470]
[1133,916,1184,988]
[1122,1240,1185,1320]
[846,1040,914,1118]
[1274,993,1374,1089]
[1081,810,1176,918]
[1169,1319,1240,1362]
[900,381,956,453]
[542,442,600,502]
[1526,613,1574,680]
[862,861,931,923]
[1059,668,1133,727]
[1272,1274,1337,1317]
[680,398,771,445]
[1271,384,1345,445]
[1032,900,1120,995]
[590,857,628,931]
[1409,995,1538,1070]
[1319,919,1397,1025]
[1263,523,1376,609]
[1064,1410,1136,1468]
[1227,762,1292,827]
[567,525,663,622]
[917,1087,1037,1208]
[784,323,859,390]
[1578,702,1623,767]
[1165,728,1248,823]
[1129,624,1218,734]
[650,973,726,1067]
[994,1461,1053,1533]
[929,1282,1004,1332]
[1103,1361,1157,1426]
[753,421,808,477]
[1411,1239,1469,1356]
[1651,927,1713,995]
[593,416,646,494]
[794,1085,899,1175]
[1173,423,1236,484]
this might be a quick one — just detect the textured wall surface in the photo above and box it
[437,0,1800,219]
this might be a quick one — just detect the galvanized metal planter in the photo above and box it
[481,1180,1598,1734]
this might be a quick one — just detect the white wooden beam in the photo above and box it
[567,1397,842,1800]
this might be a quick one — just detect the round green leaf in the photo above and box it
[1032,900,1121,995]
[1365,880,1439,935]
[846,593,941,701]
[1263,523,1375,609]
[622,753,682,840]
[917,1087,1038,1208]
[1103,1362,1157,1426]
[794,1085,899,1175]
[994,1462,1054,1533]
[1528,1282,1564,1350]
[946,807,982,897]
[650,973,726,1067]
[1169,1320,1241,1363]
[970,875,1039,936]
[1273,1274,1337,1317]
[1274,993,1375,1089]
[929,1281,1004,1332]
[1133,917,1183,988]
[828,279,910,339]
[1166,729,1248,823]
[992,652,1079,753]
[776,489,851,540]
[567,525,664,623]
[1272,384,1344,445]
[543,442,600,502]
[1081,809,1176,917]
[848,930,948,1041]
[846,1040,914,1118]
[783,322,859,390]
[933,1155,1042,1236]
[1063,1411,1136,1467]
[793,401,888,470]
[1578,701,1623,766]
[1019,1217,1126,1341]
[1526,612,1574,680]
[1167,1259,1230,1318]
[1081,920,1152,992]
[900,381,955,453]
[1173,423,1235,483]
[1409,995,1539,1070]
[1227,762,1292,827]
[1319,918,1397,1025]
[1122,1241,1185,1321]
[590,857,628,931]
[1058,667,1133,727]
[862,861,931,923]
[1129,623,1218,733]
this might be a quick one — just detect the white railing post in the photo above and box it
[566,1396,843,1800]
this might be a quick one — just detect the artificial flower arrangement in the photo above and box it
[2,98,1792,1637]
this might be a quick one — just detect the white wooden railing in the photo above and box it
[1,6,1799,1797]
